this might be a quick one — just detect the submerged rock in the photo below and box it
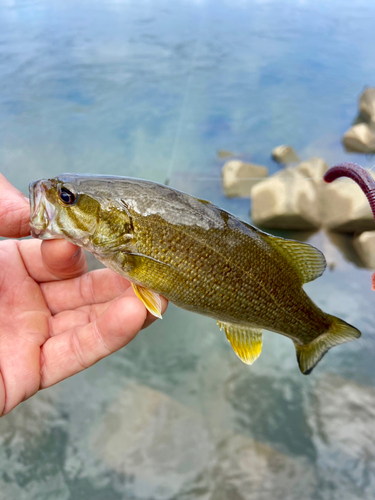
[353,231,375,269]
[178,432,315,500]
[251,158,327,230]
[308,374,375,499]
[222,160,268,198]
[342,123,375,154]
[91,383,315,500]
[321,172,375,232]
[271,145,300,165]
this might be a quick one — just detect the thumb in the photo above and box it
[41,240,88,279]
[0,173,30,238]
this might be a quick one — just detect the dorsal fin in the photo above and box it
[261,233,326,284]
[197,198,211,205]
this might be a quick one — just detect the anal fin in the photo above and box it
[131,283,163,319]
[218,321,263,365]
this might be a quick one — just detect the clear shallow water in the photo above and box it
[1,0,375,499]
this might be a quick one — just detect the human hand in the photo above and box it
[0,174,167,416]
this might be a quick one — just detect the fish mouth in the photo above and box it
[29,180,58,239]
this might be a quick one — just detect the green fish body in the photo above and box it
[29,174,361,374]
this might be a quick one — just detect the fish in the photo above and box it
[29,174,361,374]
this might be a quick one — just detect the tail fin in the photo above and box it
[295,316,361,375]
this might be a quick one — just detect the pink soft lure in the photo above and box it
[324,162,375,290]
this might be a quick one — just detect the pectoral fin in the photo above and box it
[217,321,263,364]
[131,283,163,319]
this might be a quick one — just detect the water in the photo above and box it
[1,0,375,498]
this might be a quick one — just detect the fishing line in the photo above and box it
[165,26,202,186]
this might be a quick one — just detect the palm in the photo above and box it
[0,238,165,416]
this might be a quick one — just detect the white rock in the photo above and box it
[217,149,236,159]
[353,230,375,268]
[321,172,375,232]
[271,145,300,165]
[295,157,329,188]
[342,122,375,154]
[359,87,375,123]
[251,167,320,230]
[222,160,268,198]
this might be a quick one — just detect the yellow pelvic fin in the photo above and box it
[295,316,361,375]
[131,283,163,319]
[261,232,326,284]
[217,321,263,365]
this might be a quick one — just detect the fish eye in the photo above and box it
[58,187,78,205]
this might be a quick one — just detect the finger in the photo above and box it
[0,242,51,415]
[41,268,132,314]
[0,370,5,417]
[0,173,30,238]
[0,337,42,416]
[18,239,87,283]
[40,295,147,388]
[49,290,168,336]
[41,240,88,279]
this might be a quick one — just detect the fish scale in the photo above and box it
[132,211,329,336]
[29,174,361,375]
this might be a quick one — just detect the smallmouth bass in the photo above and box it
[29,174,361,374]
